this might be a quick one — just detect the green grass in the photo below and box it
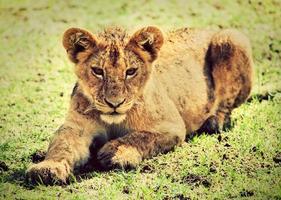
[0,0,280,199]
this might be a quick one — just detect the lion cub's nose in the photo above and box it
[104,98,125,108]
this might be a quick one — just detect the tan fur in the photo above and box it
[111,145,142,168]
[26,26,253,184]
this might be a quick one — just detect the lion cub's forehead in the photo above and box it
[92,27,135,68]
[92,43,130,69]
[97,27,129,45]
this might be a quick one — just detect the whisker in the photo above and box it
[83,105,95,114]
[94,99,113,113]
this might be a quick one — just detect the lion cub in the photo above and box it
[26,26,253,184]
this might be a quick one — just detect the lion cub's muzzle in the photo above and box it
[98,98,134,124]
[104,98,126,110]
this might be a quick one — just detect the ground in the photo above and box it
[0,0,281,199]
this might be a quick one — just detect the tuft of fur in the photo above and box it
[26,26,253,185]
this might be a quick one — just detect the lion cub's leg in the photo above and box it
[194,114,231,135]
[207,29,253,132]
[26,125,93,185]
[196,115,220,134]
[97,131,181,170]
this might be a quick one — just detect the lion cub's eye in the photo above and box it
[91,67,104,78]
[126,68,138,78]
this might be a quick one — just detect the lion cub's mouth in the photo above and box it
[100,112,127,124]
[110,111,120,115]
[94,100,134,124]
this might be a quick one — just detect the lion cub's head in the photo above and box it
[63,26,163,124]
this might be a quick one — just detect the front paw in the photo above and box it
[26,160,70,185]
[97,141,142,170]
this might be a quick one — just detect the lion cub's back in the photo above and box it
[155,28,216,131]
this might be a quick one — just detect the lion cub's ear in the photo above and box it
[63,28,97,63]
[127,26,164,62]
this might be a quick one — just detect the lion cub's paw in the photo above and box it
[97,141,142,170]
[26,160,70,185]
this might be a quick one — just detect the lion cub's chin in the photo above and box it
[100,113,127,124]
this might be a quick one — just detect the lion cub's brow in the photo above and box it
[108,43,121,67]
[95,43,127,69]
[95,27,130,67]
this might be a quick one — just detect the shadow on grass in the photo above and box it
[247,90,280,103]
[1,151,129,188]
[1,168,36,189]
[0,164,99,188]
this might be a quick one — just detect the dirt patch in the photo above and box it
[0,160,9,171]
[182,173,211,187]
[163,194,191,200]
[240,189,254,197]
[217,134,222,142]
[122,186,130,194]
[140,164,155,173]
[209,163,217,173]
[224,143,231,148]
[247,91,280,103]
[250,146,258,152]
[222,154,228,160]
[218,135,229,143]
[31,150,46,163]
[273,152,281,164]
